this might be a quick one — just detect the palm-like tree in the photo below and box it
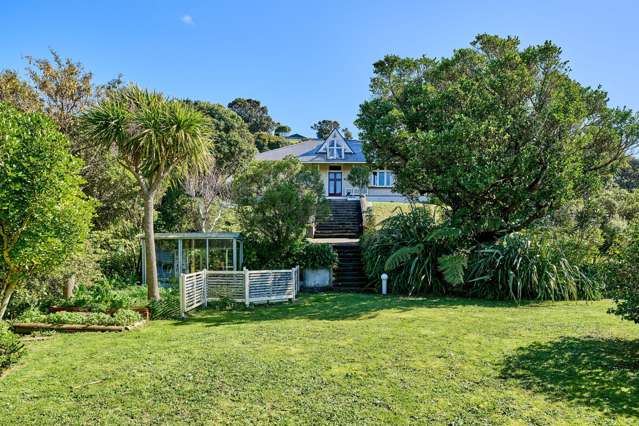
[82,86,211,300]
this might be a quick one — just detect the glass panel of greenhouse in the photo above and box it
[141,232,243,286]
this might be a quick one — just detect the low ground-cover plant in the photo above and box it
[0,321,24,373]
[17,309,142,327]
[56,280,148,312]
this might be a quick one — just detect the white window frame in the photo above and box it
[327,139,344,160]
[369,170,394,188]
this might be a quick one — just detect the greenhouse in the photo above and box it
[140,232,243,285]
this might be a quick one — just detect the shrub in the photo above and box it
[467,232,601,301]
[609,220,639,324]
[234,157,328,268]
[57,280,148,312]
[361,207,454,295]
[0,321,24,372]
[296,243,338,270]
[16,309,141,326]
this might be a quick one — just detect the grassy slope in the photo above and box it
[370,202,440,228]
[1,294,638,425]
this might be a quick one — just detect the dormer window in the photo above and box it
[327,138,344,159]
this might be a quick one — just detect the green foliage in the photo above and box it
[57,281,148,312]
[234,158,328,268]
[274,124,291,136]
[182,100,256,174]
[227,98,277,134]
[608,219,639,324]
[0,70,42,113]
[467,232,599,301]
[311,119,340,139]
[149,289,181,319]
[356,34,639,245]
[17,309,141,326]
[361,207,452,295]
[296,243,338,270]
[437,253,468,286]
[615,157,639,190]
[0,102,94,319]
[346,166,371,192]
[156,184,196,232]
[81,85,213,300]
[0,321,24,372]
[253,131,293,152]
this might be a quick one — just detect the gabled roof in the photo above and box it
[255,135,367,164]
[316,128,354,155]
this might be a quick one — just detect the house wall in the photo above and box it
[307,163,412,202]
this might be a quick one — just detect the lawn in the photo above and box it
[1,293,638,425]
[369,202,440,228]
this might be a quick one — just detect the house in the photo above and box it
[256,128,407,202]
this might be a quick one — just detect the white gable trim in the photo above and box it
[316,128,354,155]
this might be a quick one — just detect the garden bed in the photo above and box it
[11,320,145,334]
[48,305,151,320]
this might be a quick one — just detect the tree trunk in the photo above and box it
[143,191,161,301]
[0,280,16,320]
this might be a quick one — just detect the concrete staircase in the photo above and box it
[312,199,371,292]
[314,200,362,239]
[331,243,371,292]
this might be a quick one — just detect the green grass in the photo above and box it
[1,293,638,424]
[370,202,440,228]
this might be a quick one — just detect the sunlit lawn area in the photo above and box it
[1,293,638,425]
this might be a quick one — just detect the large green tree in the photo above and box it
[0,103,93,318]
[356,34,639,244]
[311,119,340,139]
[227,98,277,134]
[233,158,327,266]
[81,86,212,300]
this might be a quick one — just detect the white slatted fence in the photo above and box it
[179,267,299,316]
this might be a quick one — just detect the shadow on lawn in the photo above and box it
[502,336,639,417]
[174,292,540,327]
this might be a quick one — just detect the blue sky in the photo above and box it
[2,1,638,137]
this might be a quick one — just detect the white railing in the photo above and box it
[179,267,300,316]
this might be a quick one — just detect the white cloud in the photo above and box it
[181,15,194,25]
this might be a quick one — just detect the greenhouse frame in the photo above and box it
[140,232,244,285]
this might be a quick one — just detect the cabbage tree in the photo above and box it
[81,86,211,300]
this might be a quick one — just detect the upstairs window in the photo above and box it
[327,138,344,159]
[369,170,394,187]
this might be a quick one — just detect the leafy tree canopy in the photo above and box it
[356,34,639,243]
[311,119,340,139]
[182,100,256,174]
[0,103,93,318]
[233,157,327,266]
[254,131,293,152]
[616,157,639,191]
[0,70,42,113]
[227,97,277,134]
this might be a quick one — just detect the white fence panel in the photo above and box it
[180,270,207,316]
[207,271,245,302]
[179,266,299,316]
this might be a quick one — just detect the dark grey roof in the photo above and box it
[255,138,367,163]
